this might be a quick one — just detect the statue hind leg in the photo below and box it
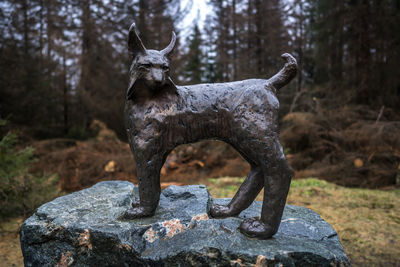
[240,138,293,239]
[210,165,264,218]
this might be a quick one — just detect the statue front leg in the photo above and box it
[123,152,163,219]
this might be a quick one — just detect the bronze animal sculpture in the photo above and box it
[123,23,297,239]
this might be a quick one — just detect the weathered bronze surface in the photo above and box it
[123,23,297,239]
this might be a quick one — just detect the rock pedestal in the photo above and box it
[20,181,350,266]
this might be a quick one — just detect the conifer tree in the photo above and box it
[183,24,203,84]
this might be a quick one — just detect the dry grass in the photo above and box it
[206,177,400,267]
[0,218,23,266]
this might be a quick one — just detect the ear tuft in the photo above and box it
[128,22,147,57]
[161,31,176,59]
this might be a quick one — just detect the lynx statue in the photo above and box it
[123,23,297,239]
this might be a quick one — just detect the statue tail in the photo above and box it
[268,53,297,90]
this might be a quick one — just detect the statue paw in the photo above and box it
[210,204,237,218]
[239,218,276,239]
[131,198,140,208]
[122,207,154,219]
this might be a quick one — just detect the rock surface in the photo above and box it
[20,181,350,266]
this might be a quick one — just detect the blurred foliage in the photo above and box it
[207,177,244,198]
[66,126,91,141]
[0,120,60,220]
[290,178,326,188]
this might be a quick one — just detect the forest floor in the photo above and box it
[26,104,400,193]
[1,177,399,267]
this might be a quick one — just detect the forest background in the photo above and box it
[0,0,400,266]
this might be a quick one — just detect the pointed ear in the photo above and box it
[128,23,146,57]
[161,31,176,59]
[126,74,137,100]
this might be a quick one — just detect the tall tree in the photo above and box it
[209,0,288,81]
[203,15,219,83]
[302,0,400,107]
[183,24,203,84]
[0,0,185,139]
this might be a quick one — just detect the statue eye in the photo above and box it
[162,65,169,71]
[140,64,151,69]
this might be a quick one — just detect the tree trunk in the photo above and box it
[232,0,238,80]
[62,48,69,134]
[138,0,148,45]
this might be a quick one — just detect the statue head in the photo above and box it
[126,23,176,100]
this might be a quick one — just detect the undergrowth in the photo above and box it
[0,120,60,220]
